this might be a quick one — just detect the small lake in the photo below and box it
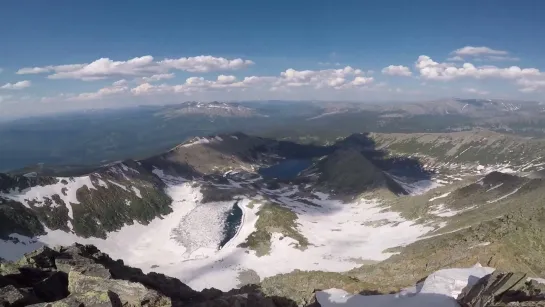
[219,200,243,249]
[258,159,313,180]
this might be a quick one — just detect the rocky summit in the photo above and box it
[0,243,300,307]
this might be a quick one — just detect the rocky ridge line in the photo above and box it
[0,244,299,307]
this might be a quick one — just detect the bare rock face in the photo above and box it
[458,271,545,307]
[0,244,298,307]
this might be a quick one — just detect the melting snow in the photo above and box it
[0,177,97,227]
[182,137,211,147]
[430,204,476,218]
[317,265,495,307]
[485,183,503,192]
[469,242,491,249]
[429,192,451,202]
[1,171,438,292]
[487,186,524,203]
[397,179,442,195]
[108,180,128,191]
[131,186,142,198]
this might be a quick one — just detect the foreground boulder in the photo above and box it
[0,244,297,307]
[458,271,545,306]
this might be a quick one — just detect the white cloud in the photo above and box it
[131,83,156,95]
[216,75,237,84]
[130,66,373,97]
[113,79,128,86]
[141,73,175,82]
[17,64,86,75]
[415,55,542,81]
[16,55,254,81]
[452,46,508,56]
[350,76,374,86]
[446,56,464,61]
[463,88,489,95]
[0,68,3,73]
[516,78,545,93]
[381,65,412,76]
[72,81,129,101]
[277,66,368,89]
[1,80,31,90]
[159,56,254,73]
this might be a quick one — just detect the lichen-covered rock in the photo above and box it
[68,271,171,307]
[17,247,59,270]
[457,271,545,306]
[0,243,300,307]
[0,285,40,307]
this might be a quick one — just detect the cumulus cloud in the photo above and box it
[73,81,129,101]
[112,79,128,86]
[463,88,489,95]
[452,46,508,56]
[159,56,254,73]
[516,78,545,93]
[1,80,31,90]
[16,55,254,81]
[277,66,367,89]
[216,75,237,84]
[130,66,374,96]
[415,55,541,81]
[381,65,412,76]
[350,76,374,86]
[141,73,175,82]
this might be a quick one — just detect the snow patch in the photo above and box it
[429,192,451,202]
[487,186,524,203]
[0,176,97,227]
[316,265,495,307]
[485,183,503,192]
[131,186,142,198]
[108,180,128,191]
[430,204,476,217]
[182,137,211,147]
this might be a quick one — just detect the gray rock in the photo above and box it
[54,258,94,274]
[0,285,40,307]
[32,272,68,302]
[68,270,171,307]
[18,247,59,269]
[458,271,530,306]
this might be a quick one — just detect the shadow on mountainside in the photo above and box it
[334,133,434,180]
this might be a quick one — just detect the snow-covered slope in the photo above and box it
[0,167,440,291]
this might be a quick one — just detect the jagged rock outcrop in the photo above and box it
[0,244,298,307]
[458,271,545,307]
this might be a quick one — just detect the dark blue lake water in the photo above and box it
[219,200,243,249]
[258,159,313,180]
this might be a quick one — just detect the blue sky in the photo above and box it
[1,0,545,118]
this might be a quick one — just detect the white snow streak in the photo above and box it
[429,192,451,202]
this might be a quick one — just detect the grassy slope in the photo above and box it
[370,130,545,167]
